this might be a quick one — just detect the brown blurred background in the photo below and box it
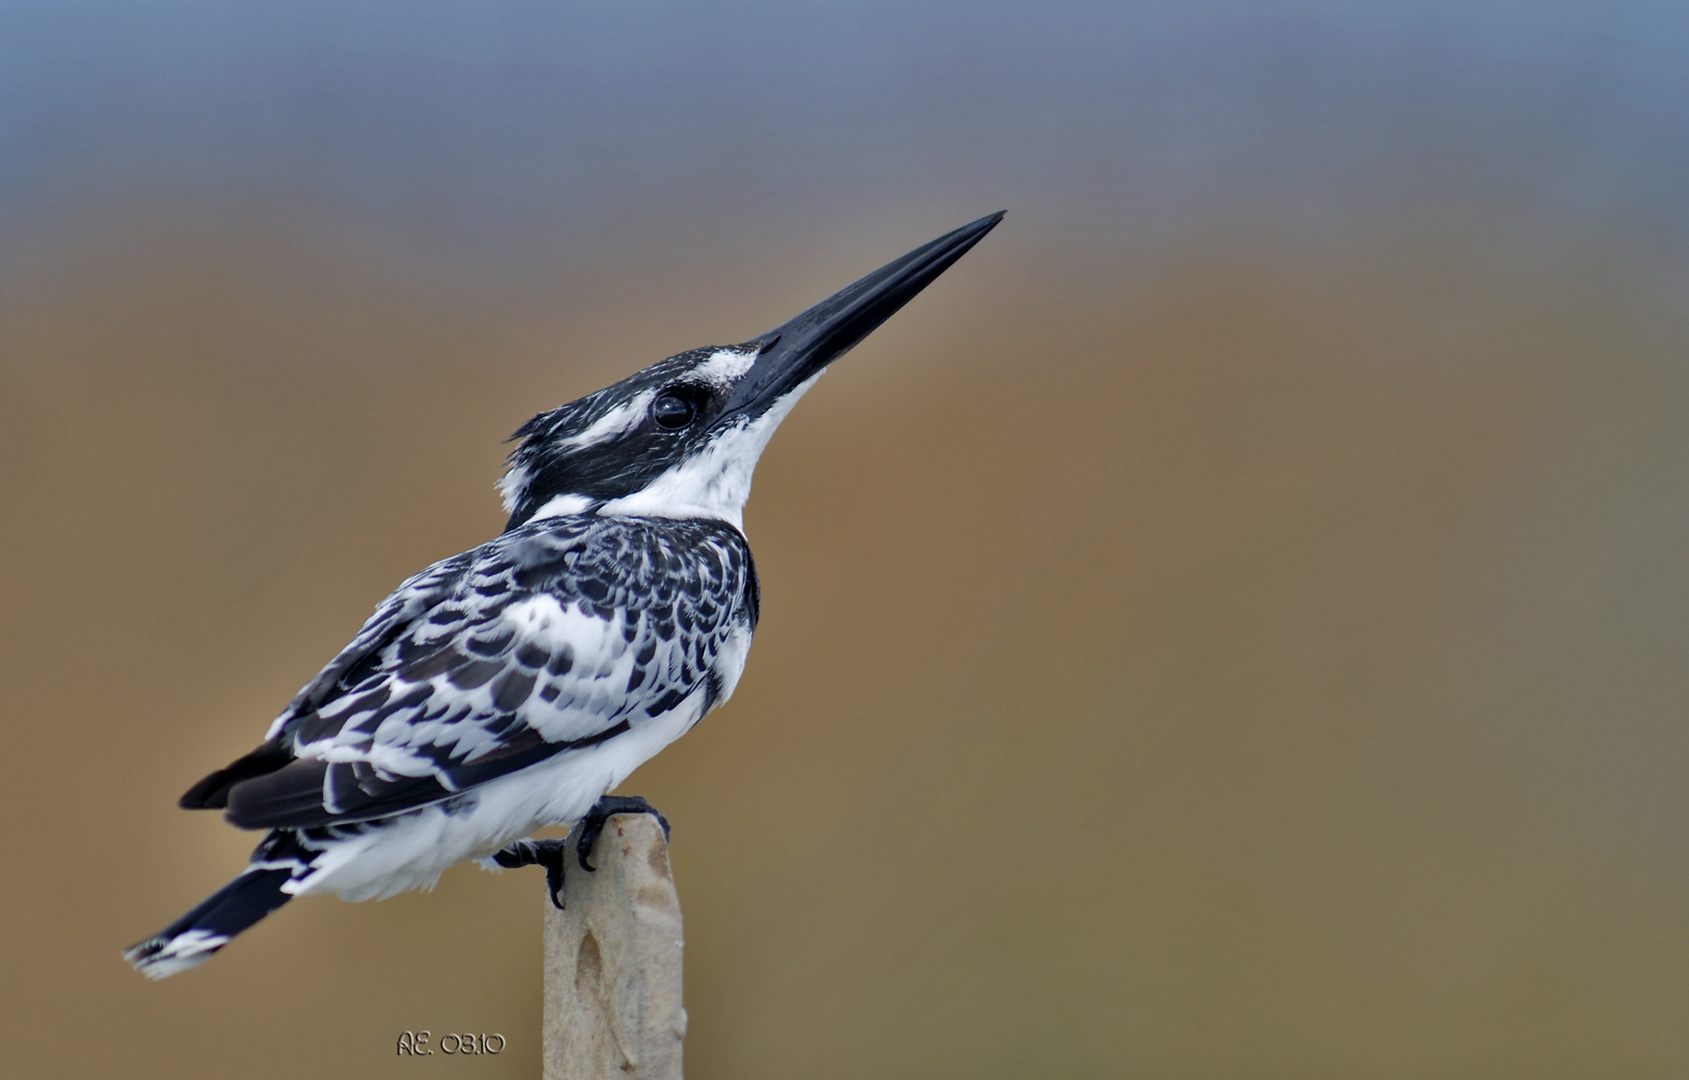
[3,3,1688,1077]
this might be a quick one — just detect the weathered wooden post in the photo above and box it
[542,814,686,1079]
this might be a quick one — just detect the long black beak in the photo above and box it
[722,211,1004,418]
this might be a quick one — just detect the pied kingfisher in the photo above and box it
[124,212,1003,978]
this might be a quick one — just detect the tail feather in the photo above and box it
[124,868,294,979]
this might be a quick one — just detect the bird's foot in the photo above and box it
[576,796,671,872]
[493,838,569,910]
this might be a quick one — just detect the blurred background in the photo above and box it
[2,1,1687,1077]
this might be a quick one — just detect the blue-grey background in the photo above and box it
[2,2,1686,1077]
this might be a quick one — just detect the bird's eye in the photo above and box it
[651,392,697,430]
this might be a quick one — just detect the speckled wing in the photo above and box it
[203,516,757,830]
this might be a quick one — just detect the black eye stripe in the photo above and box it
[651,392,696,430]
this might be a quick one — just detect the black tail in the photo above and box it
[124,866,294,979]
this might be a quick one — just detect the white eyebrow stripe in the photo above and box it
[560,391,654,449]
[691,347,759,386]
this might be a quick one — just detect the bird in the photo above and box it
[123,211,1003,979]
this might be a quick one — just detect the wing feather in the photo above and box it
[202,516,754,830]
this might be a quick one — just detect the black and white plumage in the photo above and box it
[125,211,1002,978]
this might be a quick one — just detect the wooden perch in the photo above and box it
[543,813,686,1080]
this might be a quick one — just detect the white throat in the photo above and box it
[597,372,822,529]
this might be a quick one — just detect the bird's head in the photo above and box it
[499,212,1003,531]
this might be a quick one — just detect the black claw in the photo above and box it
[576,796,672,872]
[493,838,569,909]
